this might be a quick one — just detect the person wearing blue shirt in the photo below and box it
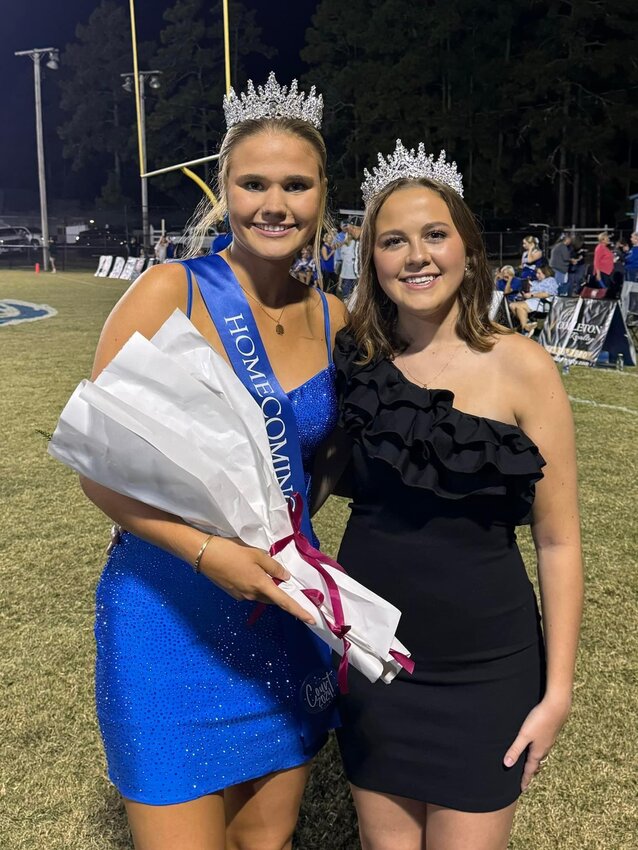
[496,265,524,301]
[333,220,350,275]
[622,233,638,282]
[509,264,558,335]
[320,230,339,292]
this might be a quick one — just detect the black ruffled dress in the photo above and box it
[334,331,547,813]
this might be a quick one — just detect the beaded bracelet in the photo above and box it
[193,533,215,573]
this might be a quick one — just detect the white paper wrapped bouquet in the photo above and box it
[49,310,413,691]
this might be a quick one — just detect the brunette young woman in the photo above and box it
[78,76,347,850]
[331,142,583,850]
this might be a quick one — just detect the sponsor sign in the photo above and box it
[95,255,113,277]
[539,297,636,366]
[489,290,513,327]
[108,257,126,278]
[119,257,137,280]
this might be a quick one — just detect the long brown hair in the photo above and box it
[185,117,330,279]
[350,177,508,363]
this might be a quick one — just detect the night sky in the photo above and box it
[1,0,318,208]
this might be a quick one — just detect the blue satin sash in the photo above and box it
[180,254,313,540]
[179,254,340,745]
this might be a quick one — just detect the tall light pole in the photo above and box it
[121,71,161,254]
[14,47,59,271]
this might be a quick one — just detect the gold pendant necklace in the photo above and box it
[398,344,465,389]
[238,283,287,334]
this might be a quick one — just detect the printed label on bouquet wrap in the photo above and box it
[180,255,339,749]
[302,670,338,714]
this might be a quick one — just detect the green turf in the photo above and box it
[1,270,636,849]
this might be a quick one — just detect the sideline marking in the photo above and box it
[0,272,128,289]
[568,396,638,417]
[53,273,130,289]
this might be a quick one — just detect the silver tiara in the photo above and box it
[223,72,323,130]
[361,139,464,206]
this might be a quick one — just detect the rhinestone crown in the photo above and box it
[361,139,464,206]
[223,72,323,130]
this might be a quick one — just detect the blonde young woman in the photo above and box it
[520,234,544,279]
[331,143,583,850]
[79,75,346,850]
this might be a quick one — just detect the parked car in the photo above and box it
[75,228,128,248]
[159,227,219,255]
[0,226,26,253]
[14,225,43,247]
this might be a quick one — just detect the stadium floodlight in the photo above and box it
[149,75,161,90]
[14,47,59,271]
[122,76,134,93]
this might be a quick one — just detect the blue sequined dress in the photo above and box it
[95,280,338,805]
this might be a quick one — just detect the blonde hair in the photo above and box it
[185,118,330,280]
[597,231,609,242]
[349,177,509,363]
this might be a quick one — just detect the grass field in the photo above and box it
[1,269,636,850]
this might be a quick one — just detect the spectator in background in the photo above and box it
[333,220,349,278]
[166,237,176,261]
[608,238,628,299]
[549,234,573,295]
[520,235,544,279]
[127,237,140,258]
[567,235,587,295]
[593,232,614,288]
[509,264,558,336]
[291,245,317,286]
[496,265,524,302]
[614,238,629,266]
[339,225,360,300]
[320,230,339,293]
[48,237,57,274]
[154,235,169,263]
[621,232,638,282]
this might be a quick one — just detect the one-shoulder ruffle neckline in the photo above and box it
[334,330,546,509]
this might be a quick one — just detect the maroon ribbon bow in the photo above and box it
[248,493,414,692]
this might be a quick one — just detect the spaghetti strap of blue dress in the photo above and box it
[95,262,338,805]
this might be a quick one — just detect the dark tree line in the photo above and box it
[303,0,638,225]
[58,0,638,226]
